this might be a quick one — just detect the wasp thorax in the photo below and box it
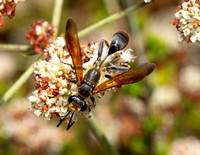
[108,31,129,55]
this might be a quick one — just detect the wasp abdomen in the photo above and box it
[108,31,129,55]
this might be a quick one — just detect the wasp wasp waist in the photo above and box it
[57,18,155,130]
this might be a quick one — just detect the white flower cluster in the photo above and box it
[168,136,200,155]
[26,19,55,53]
[144,0,151,3]
[150,85,181,110]
[28,36,135,126]
[178,65,200,93]
[173,0,200,43]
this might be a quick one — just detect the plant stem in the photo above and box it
[0,44,31,51]
[78,1,147,37]
[52,0,64,39]
[87,118,119,155]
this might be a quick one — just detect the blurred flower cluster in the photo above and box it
[0,0,24,26]
[28,36,135,127]
[26,19,55,53]
[178,64,200,101]
[150,85,181,111]
[168,136,200,155]
[172,0,200,43]
[0,98,69,154]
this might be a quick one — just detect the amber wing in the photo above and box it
[93,62,155,94]
[65,18,83,86]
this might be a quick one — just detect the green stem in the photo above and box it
[124,0,148,64]
[87,118,119,155]
[0,44,31,51]
[52,0,64,39]
[78,1,147,38]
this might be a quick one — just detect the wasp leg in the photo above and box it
[105,66,129,71]
[90,96,96,107]
[94,39,104,66]
[70,79,77,84]
[57,110,71,127]
[67,112,75,130]
[59,57,74,67]
[104,40,110,48]
[105,74,112,79]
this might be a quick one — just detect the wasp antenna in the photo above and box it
[57,110,71,127]
[67,112,75,130]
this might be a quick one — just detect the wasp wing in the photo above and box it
[93,62,155,94]
[65,18,83,86]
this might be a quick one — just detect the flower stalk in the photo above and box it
[78,1,148,37]
[51,0,64,38]
[0,44,31,51]
[87,118,119,155]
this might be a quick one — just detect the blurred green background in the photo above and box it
[0,0,200,155]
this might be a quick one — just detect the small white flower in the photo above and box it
[28,96,37,102]
[54,37,66,48]
[61,106,68,113]
[49,84,56,89]
[34,110,42,117]
[183,28,191,36]
[190,35,197,42]
[144,0,151,3]
[120,49,134,63]
[46,98,56,107]
[59,88,68,95]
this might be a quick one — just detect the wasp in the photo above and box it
[57,18,155,130]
